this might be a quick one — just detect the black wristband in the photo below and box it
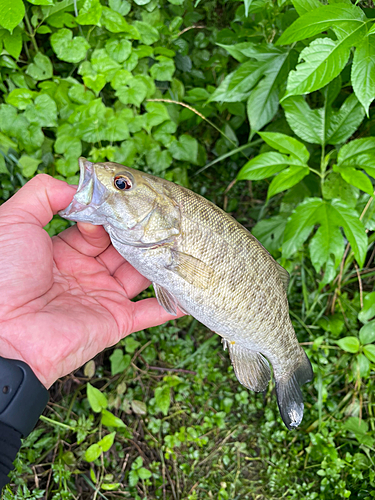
[0,357,49,437]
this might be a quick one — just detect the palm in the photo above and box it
[0,175,179,388]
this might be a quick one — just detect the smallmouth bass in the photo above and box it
[59,157,313,429]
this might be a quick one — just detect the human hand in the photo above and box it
[0,174,182,388]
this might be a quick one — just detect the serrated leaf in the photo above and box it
[309,217,344,272]
[101,409,127,428]
[169,135,198,163]
[359,320,375,345]
[352,35,375,116]
[277,4,366,45]
[247,75,280,132]
[26,52,53,80]
[325,93,365,145]
[364,344,375,362]
[338,137,375,166]
[336,336,360,353]
[87,383,108,413]
[267,165,309,199]
[97,432,116,452]
[154,385,170,416]
[322,171,358,207]
[358,292,375,323]
[0,0,25,32]
[85,444,102,462]
[259,132,309,162]
[335,164,373,196]
[237,152,291,181]
[282,96,321,143]
[51,29,90,63]
[284,37,352,98]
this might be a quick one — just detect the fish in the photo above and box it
[59,157,313,429]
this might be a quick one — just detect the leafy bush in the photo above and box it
[1,0,375,498]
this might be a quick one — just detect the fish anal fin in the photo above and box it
[169,249,213,289]
[275,261,290,292]
[275,350,313,430]
[153,283,189,316]
[225,341,271,393]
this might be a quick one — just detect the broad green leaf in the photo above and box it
[101,483,122,491]
[51,29,90,63]
[364,344,375,362]
[133,21,159,45]
[209,60,265,103]
[109,348,131,375]
[216,42,259,63]
[252,215,288,252]
[109,0,131,15]
[115,78,147,107]
[6,88,37,110]
[277,4,366,45]
[282,96,321,143]
[344,417,371,446]
[101,112,130,141]
[154,385,170,416]
[247,75,280,132]
[334,165,373,196]
[91,48,120,78]
[338,137,375,166]
[85,444,102,462]
[146,149,172,173]
[0,156,9,174]
[18,155,40,177]
[357,353,371,378]
[267,165,309,199]
[138,468,152,479]
[284,37,352,98]
[87,383,108,413]
[237,152,291,181]
[352,35,375,116]
[83,74,107,94]
[131,400,147,415]
[325,93,365,145]
[24,94,58,127]
[106,38,132,63]
[76,0,102,25]
[27,0,54,4]
[3,27,22,59]
[145,102,170,129]
[97,432,116,452]
[150,56,175,81]
[259,131,309,162]
[124,336,140,353]
[101,409,126,428]
[0,0,25,32]
[55,134,82,158]
[309,213,344,272]
[128,469,139,487]
[101,7,134,34]
[169,135,198,163]
[359,320,375,345]
[358,292,375,323]
[336,336,360,353]
[322,171,358,207]
[291,0,322,16]
[26,53,53,80]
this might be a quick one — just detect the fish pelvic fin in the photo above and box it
[223,340,271,392]
[275,350,313,430]
[153,283,189,316]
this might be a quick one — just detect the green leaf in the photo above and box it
[0,155,9,174]
[18,155,40,177]
[85,444,102,462]
[169,135,198,163]
[124,336,140,353]
[357,353,371,378]
[133,21,159,45]
[322,171,358,207]
[344,417,374,447]
[24,94,58,127]
[106,38,132,63]
[150,56,175,81]
[284,37,352,98]
[334,164,373,196]
[131,400,147,415]
[352,35,375,116]
[51,29,90,63]
[76,0,102,25]
[101,7,133,33]
[154,385,170,416]
[97,432,116,452]
[83,74,107,94]
[26,53,53,81]
[128,469,139,487]
[55,133,82,158]
[101,409,126,428]
[237,152,291,181]
[0,0,25,32]
[336,336,360,353]
[100,111,130,141]
[6,88,37,110]
[252,215,288,252]
[309,216,344,272]
[358,292,375,323]
[338,137,375,166]
[3,27,22,59]
[363,344,375,362]
[145,102,170,129]
[324,93,365,145]
[267,165,309,199]
[277,4,366,45]
[359,320,375,345]
[87,383,108,413]
[291,0,322,16]
[109,348,131,375]
[282,96,321,144]
[115,78,147,107]
[138,467,152,479]
[101,483,122,491]
[146,149,173,173]
[259,132,309,163]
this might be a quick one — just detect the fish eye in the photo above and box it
[114,175,132,191]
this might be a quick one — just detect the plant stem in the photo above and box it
[40,415,73,430]
[24,9,39,54]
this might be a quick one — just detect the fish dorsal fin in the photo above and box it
[153,283,189,316]
[275,261,290,293]
[223,340,271,392]
[168,250,213,289]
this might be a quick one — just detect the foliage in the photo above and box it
[0,0,375,498]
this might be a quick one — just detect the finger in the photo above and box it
[0,174,76,227]
[114,261,151,299]
[56,224,110,258]
[77,222,110,251]
[131,297,186,333]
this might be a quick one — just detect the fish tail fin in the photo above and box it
[275,350,313,430]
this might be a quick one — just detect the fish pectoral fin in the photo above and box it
[153,283,178,316]
[224,341,271,392]
[275,350,313,430]
[275,261,290,293]
[168,250,213,289]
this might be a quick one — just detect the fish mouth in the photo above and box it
[58,157,108,224]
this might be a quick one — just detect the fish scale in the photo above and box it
[59,157,313,429]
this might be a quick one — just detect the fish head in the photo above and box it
[59,158,180,245]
